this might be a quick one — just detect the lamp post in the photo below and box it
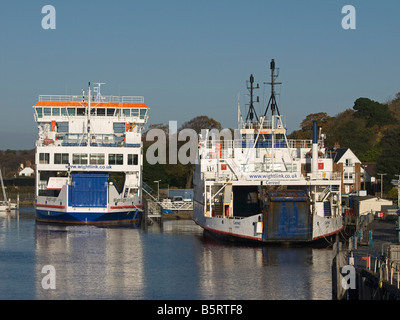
[154,180,161,201]
[377,173,387,198]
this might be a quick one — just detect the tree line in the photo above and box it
[289,93,400,194]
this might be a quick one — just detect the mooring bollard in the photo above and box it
[369,230,374,246]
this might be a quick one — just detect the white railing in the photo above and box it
[161,201,193,211]
[360,254,400,289]
[39,94,144,103]
[201,139,313,151]
[238,115,286,130]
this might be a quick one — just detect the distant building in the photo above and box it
[352,196,393,216]
[18,161,35,177]
[327,147,363,194]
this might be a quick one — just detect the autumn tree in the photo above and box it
[142,116,222,190]
[353,97,396,127]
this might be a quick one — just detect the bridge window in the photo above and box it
[90,153,105,165]
[109,154,123,165]
[72,153,88,165]
[36,108,43,118]
[67,108,76,116]
[39,153,50,164]
[54,153,69,164]
[128,154,138,165]
[131,109,139,117]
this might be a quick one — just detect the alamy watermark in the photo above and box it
[341,265,356,290]
[341,5,356,30]
[40,4,356,31]
[41,265,56,290]
[41,5,56,30]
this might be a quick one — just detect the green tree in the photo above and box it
[288,112,332,140]
[324,109,375,156]
[179,115,222,133]
[376,127,400,192]
[353,97,396,127]
[142,116,223,190]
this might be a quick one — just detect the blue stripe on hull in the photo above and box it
[36,209,142,225]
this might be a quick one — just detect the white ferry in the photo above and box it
[33,83,149,225]
[193,60,343,244]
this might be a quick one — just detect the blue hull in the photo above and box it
[36,209,142,226]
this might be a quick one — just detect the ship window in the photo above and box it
[72,153,88,165]
[140,109,147,119]
[123,109,130,116]
[36,108,43,118]
[77,108,85,116]
[131,109,139,117]
[67,108,76,116]
[57,122,68,133]
[113,123,125,134]
[90,153,105,165]
[129,154,138,165]
[61,108,67,116]
[39,153,50,164]
[52,108,60,116]
[97,108,105,116]
[44,108,51,116]
[54,153,69,164]
[108,154,123,165]
[128,154,138,165]
[107,108,115,116]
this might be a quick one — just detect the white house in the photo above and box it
[327,147,364,194]
[18,167,34,177]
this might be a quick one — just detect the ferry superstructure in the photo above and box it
[33,83,149,225]
[193,60,343,243]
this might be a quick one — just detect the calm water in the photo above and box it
[0,207,333,300]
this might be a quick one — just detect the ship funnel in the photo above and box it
[311,121,318,177]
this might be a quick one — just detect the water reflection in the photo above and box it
[35,223,145,299]
[0,210,333,300]
[196,239,332,300]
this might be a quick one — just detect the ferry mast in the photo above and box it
[263,59,282,117]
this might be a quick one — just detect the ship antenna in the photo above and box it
[245,74,260,123]
[263,59,282,117]
[93,82,105,102]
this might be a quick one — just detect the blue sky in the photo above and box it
[0,0,399,149]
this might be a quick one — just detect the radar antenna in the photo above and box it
[263,59,282,116]
[245,74,260,123]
